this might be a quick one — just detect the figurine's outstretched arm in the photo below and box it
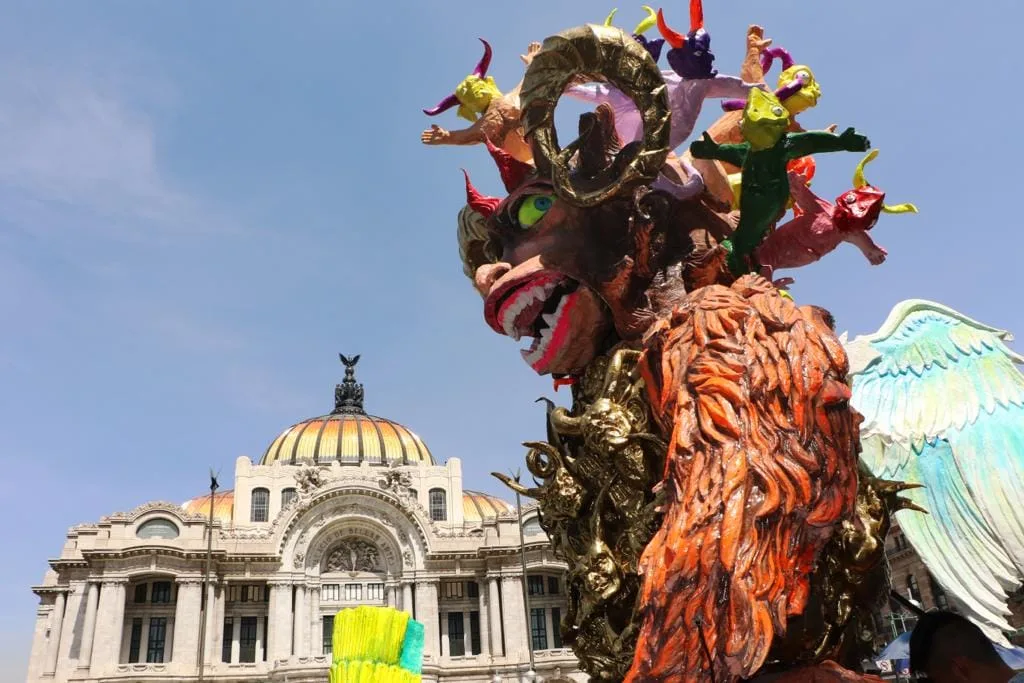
[843,229,888,265]
[691,133,748,167]
[741,25,772,84]
[508,42,543,104]
[706,74,764,100]
[786,128,869,159]
[787,171,827,215]
[422,107,504,147]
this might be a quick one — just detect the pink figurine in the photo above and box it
[756,150,917,277]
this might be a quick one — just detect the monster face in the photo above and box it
[740,88,791,150]
[832,186,886,233]
[779,64,821,115]
[656,1,717,80]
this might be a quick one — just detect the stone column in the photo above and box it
[78,581,100,669]
[57,582,84,673]
[487,577,504,656]
[92,579,127,675]
[173,579,202,669]
[416,580,440,658]
[267,582,293,662]
[292,584,306,656]
[307,583,321,656]
[44,590,67,674]
[401,582,414,615]
[477,580,491,656]
[211,584,226,665]
[231,618,241,663]
[500,574,527,661]
[202,581,218,666]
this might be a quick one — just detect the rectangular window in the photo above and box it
[551,607,562,648]
[345,584,363,601]
[366,583,385,601]
[467,581,480,598]
[448,611,466,656]
[221,618,233,663]
[530,608,548,651]
[146,617,167,663]
[263,615,268,662]
[151,581,172,604]
[323,615,335,655]
[443,581,464,599]
[133,583,147,604]
[527,575,545,596]
[547,576,560,595]
[322,584,340,602]
[281,488,297,508]
[228,584,266,603]
[239,616,257,663]
[469,610,481,655]
[128,618,143,663]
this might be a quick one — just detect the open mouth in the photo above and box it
[483,271,582,371]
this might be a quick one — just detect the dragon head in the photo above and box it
[741,87,791,150]
[656,0,716,80]
[833,150,918,232]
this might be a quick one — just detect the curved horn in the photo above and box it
[548,406,583,436]
[760,46,795,74]
[484,138,533,192]
[689,0,704,31]
[423,93,459,117]
[519,24,670,207]
[656,9,686,49]
[604,8,618,26]
[462,170,501,218]
[882,202,919,215]
[472,38,493,78]
[853,149,879,188]
[634,6,657,34]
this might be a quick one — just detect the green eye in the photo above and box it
[517,194,554,228]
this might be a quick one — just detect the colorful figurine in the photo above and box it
[565,0,762,150]
[846,301,1024,646]
[690,88,870,275]
[421,39,538,163]
[756,150,918,275]
[719,47,821,117]
[603,6,664,62]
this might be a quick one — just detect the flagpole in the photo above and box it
[196,472,219,681]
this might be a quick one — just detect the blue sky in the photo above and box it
[0,0,1018,678]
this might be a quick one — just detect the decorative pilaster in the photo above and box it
[202,580,219,666]
[307,583,321,657]
[268,582,293,661]
[487,577,504,656]
[44,589,67,674]
[292,584,307,656]
[212,583,226,665]
[415,580,440,658]
[78,581,100,669]
[401,582,414,616]
[92,578,128,676]
[173,578,203,669]
[500,574,528,661]
[477,579,491,656]
[57,582,84,673]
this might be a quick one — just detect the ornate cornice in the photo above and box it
[98,501,208,525]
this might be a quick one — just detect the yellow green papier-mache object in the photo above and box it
[329,605,425,683]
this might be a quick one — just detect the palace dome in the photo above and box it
[260,355,434,467]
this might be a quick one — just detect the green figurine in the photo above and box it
[690,88,870,275]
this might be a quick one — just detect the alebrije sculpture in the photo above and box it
[604,6,664,62]
[567,0,763,152]
[329,605,424,683]
[720,46,822,117]
[454,25,903,682]
[756,150,918,276]
[421,39,538,163]
[690,88,870,275]
[727,154,816,212]
[845,301,1024,646]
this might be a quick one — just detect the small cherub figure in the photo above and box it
[690,88,870,275]
[421,40,540,163]
[755,150,918,276]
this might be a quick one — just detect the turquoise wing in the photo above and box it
[847,299,1024,644]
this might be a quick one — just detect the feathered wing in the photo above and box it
[629,276,859,682]
[847,299,1024,644]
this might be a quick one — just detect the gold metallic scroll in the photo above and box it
[519,24,671,207]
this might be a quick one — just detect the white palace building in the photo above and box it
[26,357,583,682]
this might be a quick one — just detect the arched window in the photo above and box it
[137,518,180,540]
[907,574,922,603]
[429,488,447,521]
[281,488,297,509]
[408,488,417,502]
[929,573,949,609]
[251,488,270,523]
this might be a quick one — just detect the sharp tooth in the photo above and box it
[542,313,558,327]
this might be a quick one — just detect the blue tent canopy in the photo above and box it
[878,630,1024,669]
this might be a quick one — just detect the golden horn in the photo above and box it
[852,148,879,188]
[604,8,618,26]
[882,202,919,214]
[634,6,657,34]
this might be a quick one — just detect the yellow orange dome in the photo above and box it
[462,490,515,522]
[260,355,434,467]
[182,490,235,523]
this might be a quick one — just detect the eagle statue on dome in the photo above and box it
[425,11,933,683]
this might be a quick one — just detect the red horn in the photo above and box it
[463,170,501,218]
[656,9,686,49]
[689,0,704,32]
[472,39,493,78]
[484,138,533,192]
